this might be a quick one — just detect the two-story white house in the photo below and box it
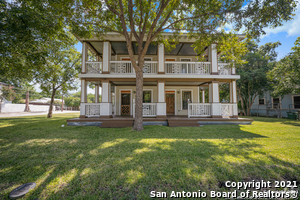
[67,33,253,127]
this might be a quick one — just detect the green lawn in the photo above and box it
[0,114,299,199]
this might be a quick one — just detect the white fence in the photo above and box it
[218,63,231,75]
[165,62,211,74]
[86,61,102,74]
[110,61,158,74]
[133,103,157,118]
[188,103,212,118]
[0,103,54,113]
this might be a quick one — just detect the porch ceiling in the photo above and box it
[110,81,209,86]
[88,41,206,56]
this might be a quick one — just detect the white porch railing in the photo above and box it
[165,62,211,74]
[86,61,102,74]
[218,63,231,75]
[221,104,233,117]
[133,102,157,118]
[188,103,212,118]
[110,61,158,74]
[84,103,101,116]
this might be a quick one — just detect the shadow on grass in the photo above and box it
[0,115,299,199]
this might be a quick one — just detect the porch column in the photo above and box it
[158,43,165,74]
[157,81,166,118]
[209,44,218,75]
[95,84,99,103]
[100,80,112,117]
[209,81,222,118]
[81,42,88,73]
[102,41,111,74]
[201,89,205,103]
[80,79,87,118]
[230,80,238,118]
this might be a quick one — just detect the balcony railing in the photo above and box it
[188,103,235,118]
[221,104,233,117]
[110,61,158,74]
[188,103,212,117]
[84,103,101,116]
[86,61,102,74]
[165,62,211,74]
[218,63,231,75]
[133,103,157,118]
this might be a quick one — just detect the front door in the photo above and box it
[166,93,175,115]
[121,92,131,115]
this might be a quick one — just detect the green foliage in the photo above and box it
[0,85,17,102]
[64,97,80,107]
[237,40,280,115]
[0,0,72,81]
[268,37,300,97]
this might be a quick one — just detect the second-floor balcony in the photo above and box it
[84,60,232,75]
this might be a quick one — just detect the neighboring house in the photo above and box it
[30,97,62,105]
[250,91,300,118]
[68,33,252,127]
[0,82,12,104]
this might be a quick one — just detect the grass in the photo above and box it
[0,114,299,199]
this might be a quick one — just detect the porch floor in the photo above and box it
[67,115,253,127]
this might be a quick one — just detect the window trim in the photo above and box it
[180,58,192,61]
[181,89,193,110]
[271,97,281,109]
[292,95,300,109]
[258,98,265,105]
[120,57,131,61]
[144,57,153,61]
[142,89,153,103]
[165,58,176,61]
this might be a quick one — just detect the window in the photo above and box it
[143,91,151,103]
[258,98,265,105]
[294,96,300,109]
[272,97,280,109]
[144,58,152,61]
[182,91,191,109]
[121,58,130,61]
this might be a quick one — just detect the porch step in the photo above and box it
[168,120,200,127]
[100,120,134,128]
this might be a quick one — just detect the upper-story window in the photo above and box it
[144,58,152,61]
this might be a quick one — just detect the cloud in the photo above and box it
[261,2,300,38]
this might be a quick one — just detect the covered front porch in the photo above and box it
[76,78,241,121]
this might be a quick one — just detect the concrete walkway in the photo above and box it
[0,111,79,118]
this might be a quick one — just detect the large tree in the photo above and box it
[25,0,296,130]
[237,41,280,116]
[0,0,72,82]
[268,37,300,97]
[35,38,81,118]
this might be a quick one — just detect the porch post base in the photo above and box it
[102,71,110,74]
[211,115,222,118]
[156,115,167,118]
[79,115,86,118]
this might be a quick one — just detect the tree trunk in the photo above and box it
[24,91,30,112]
[132,69,144,131]
[47,88,56,118]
